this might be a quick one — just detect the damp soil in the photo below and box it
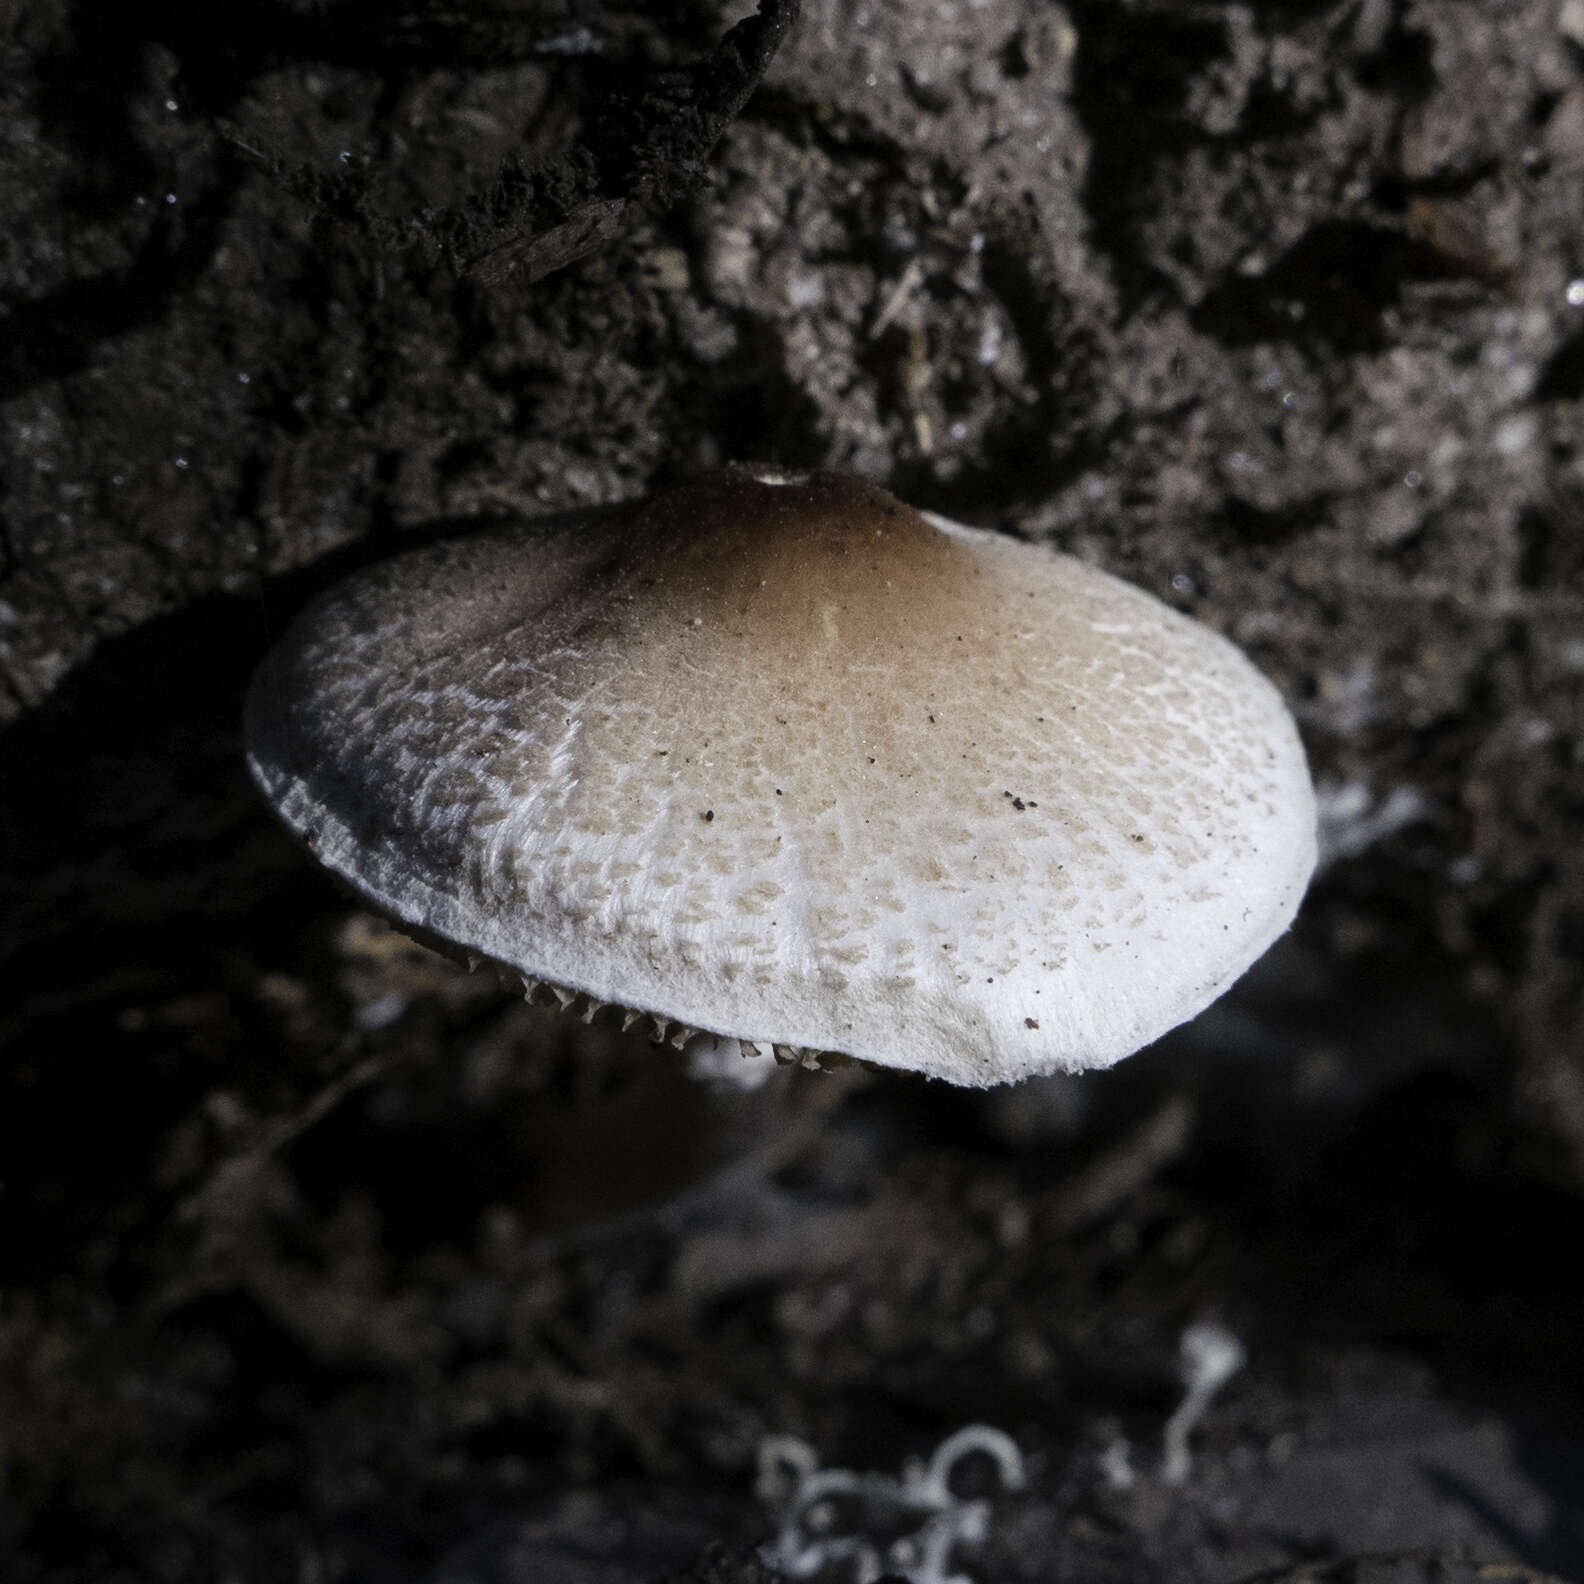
[3,2,1584,1580]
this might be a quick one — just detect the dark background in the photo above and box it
[3,1,1583,1579]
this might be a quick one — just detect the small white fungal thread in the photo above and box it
[756,1424,1024,1584]
[1097,1437,1136,1492]
[1160,1321,1246,1486]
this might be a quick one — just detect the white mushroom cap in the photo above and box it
[246,467,1315,1086]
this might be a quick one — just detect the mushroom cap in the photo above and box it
[246,467,1315,1086]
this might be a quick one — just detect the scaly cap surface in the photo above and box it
[246,466,1316,1084]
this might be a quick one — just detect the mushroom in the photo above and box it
[246,466,1315,1086]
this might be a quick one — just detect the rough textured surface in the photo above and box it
[5,0,1582,1144]
[4,0,1584,1579]
[247,468,1314,1082]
